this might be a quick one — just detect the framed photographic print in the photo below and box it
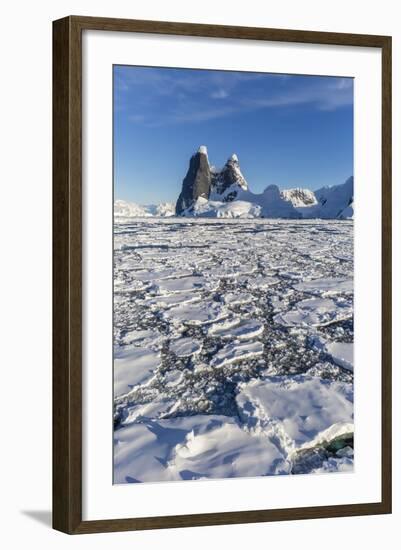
[53,16,392,534]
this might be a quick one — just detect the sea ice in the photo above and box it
[294,277,353,296]
[211,341,264,367]
[206,317,242,337]
[236,375,353,452]
[114,347,161,397]
[325,342,354,371]
[114,218,354,482]
[274,297,352,327]
[208,319,264,341]
[170,337,203,358]
[223,292,254,306]
[122,329,165,349]
[132,267,193,282]
[142,291,202,309]
[162,301,228,326]
[114,414,286,483]
[153,275,215,294]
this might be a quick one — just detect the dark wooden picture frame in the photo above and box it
[53,15,392,534]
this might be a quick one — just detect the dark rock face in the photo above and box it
[175,148,211,215]
[211,155,248,201]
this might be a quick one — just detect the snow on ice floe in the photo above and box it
[205,263,257,280]
[325,342,354,371]
[294,277,353,296]
[274,297,352,327]
[132,267,193,282]
[206,317,241,336]
[246,275,280,290]
[162,300,228,326]
[119,399,175,426]
[236,375,353,452]
[223,292,254,306]
[170,337,203,358]
[310,335,354,372]
[114,347,161,397]
[141,291,202,309]
[164,370,184,387]
[114,218,354,482]
[114,414,286,484]
[211,340,264,367]
[121,329,165,349]
[152,275,217,295]
[208,319,264,341]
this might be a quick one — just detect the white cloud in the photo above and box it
[210,89,229,99]
[118,68,353,126]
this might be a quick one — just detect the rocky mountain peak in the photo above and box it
[175,147,212,215]
[281,188,318,208]
[175,146,353,219]
[210,153,248,200]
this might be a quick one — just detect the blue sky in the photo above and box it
[114,66,353,204]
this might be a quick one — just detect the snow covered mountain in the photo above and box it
[143,202,176,217]
[235,185,301,219]
[176,146,300,218]
[285,177,354,219]
[175,146,249,215]
[186,197,262,218]
[180,187,301,219]
[313,177,354,219]
[115,147,353,220]
[176,147,314,219]
[176,147,353,219]
[210,153,248,200]
[281,188,318,208]
[114,200,175,219]
[114,200,151,218]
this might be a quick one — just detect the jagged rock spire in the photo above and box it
[176,147,249,215]
[211,153,248,199]
[175,146,212,215]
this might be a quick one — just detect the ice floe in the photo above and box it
[114,414,286,483]
[170,337,203,358]
[325,342,354,371]
[142,291,202,309]
[162,300,228,326]
[208,319,264,341]
[211,341,264,367]
[153,275,216,294]
[121,329,165,349]
[223,292,254,306]
[294,277,353,296]
[114,347,161,397]
[274,297,352,327]
[236,375,353,452]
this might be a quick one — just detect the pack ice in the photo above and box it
[114,218,354,483]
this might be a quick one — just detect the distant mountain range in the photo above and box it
[281,188,317,208]
[114,200,175,219]
[115,146,354,220]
